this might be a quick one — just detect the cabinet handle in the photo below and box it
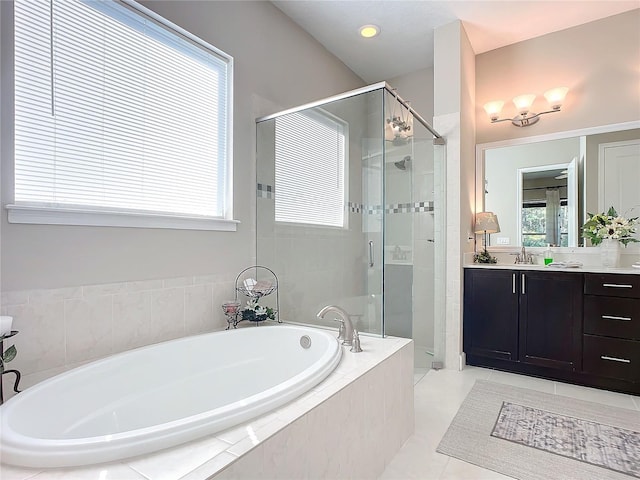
[600,355,631,364]
[368,241,374,268]
[512,273,516,294]
[521,274,526,294]
[601,315,632,322]
[602,283,633,289]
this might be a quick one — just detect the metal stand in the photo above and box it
[1,331,21,405]
[234,265,280,326]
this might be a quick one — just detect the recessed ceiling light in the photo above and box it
[359,24,380,38]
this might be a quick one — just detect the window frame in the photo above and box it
[6,0,236,231]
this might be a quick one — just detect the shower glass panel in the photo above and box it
[382,89,436,377]
[255,83,442,375]
[256,88,385,336]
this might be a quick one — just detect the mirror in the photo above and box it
[477,123,640,248]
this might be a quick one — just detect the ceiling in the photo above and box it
[272,1,639,83]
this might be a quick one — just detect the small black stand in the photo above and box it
[1,330,21,405]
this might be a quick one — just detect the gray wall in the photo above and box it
[0,0,364,292]
[476,9,640,144]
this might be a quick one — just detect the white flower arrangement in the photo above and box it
[582,207,638,246]
[242,298,276,322]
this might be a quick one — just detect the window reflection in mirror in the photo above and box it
[520,166,572,247]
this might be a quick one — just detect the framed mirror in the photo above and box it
[476,121,640,249]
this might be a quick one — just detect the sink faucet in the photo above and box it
[317,305,354,346]
[514,246,534,264]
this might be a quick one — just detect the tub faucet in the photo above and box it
[317,305,354,346]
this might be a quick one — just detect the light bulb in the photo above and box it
[359,25,380,38]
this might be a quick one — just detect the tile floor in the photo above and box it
[379,366,640,480]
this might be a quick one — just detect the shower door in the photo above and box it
[255,88,385,336]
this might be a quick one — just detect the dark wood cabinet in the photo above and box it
[464,267,639,395]
[463,269,518,361]
[464,268,582,369]
[582,273,640,385]
[518,270,582,371]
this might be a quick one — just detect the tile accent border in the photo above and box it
[257,183,274,199]
[259,183,434,215]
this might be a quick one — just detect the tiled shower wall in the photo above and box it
[0,274,237,383]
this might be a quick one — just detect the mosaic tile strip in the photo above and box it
[384,201,434,214]
[348,202,363,213]
[260,189,433,215]
[492,402,640,478]
[257,183,274,199]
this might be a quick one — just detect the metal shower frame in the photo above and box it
[256,81,445,144]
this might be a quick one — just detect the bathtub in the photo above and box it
[0,324,341,468]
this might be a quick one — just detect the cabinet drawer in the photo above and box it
[584,296,640,340]
[584,274,640,298]
[583,334,640,382]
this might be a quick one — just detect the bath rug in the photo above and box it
[436,380,640,480]
[492,401,640,477]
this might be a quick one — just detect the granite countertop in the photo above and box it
[464,263,640,275]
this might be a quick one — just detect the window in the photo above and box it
[274,110,347,227]
[10,0,234,230]
[521,202,568,247]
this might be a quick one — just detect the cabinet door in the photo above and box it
[464,269,519,361]
[519,271,582,370]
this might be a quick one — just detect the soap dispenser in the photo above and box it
[544,244,553,265]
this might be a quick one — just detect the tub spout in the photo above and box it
[317,305,354,346]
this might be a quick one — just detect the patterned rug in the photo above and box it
[436,380,640,480]
[492,402,640,477]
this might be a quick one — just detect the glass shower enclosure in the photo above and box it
[255,82,444,373]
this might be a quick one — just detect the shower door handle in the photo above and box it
[368,241,374,267]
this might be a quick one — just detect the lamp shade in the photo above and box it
[544,87,568,110]
[512,94,536,115]
[475,212,500,234]
[483,101,504,121]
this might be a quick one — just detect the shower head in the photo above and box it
[394,155,411,170]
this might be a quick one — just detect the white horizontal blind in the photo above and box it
[14,0,231,218]
[274,111,346,227]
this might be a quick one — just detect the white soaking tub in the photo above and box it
[0,325,341,468]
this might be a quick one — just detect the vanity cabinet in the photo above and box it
[463,268,582,370]
[582,273,640,383]
[463,269,518,361]
[464,267,640,394]
[518,270,582,370]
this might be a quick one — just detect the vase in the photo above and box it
[600,238,621,268]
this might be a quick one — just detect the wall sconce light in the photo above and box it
[483,87,568,127]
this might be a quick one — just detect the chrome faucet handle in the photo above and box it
[350,330,363,353]
[336,320,346,342]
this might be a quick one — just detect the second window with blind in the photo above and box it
[274,110,348,228]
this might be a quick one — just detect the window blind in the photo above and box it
[14,0,231,219]
[274,111,346,227]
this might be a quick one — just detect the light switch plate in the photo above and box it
[496,237,510,245]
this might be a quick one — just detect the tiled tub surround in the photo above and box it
[1,336,414,480]
[0,274,237,397]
